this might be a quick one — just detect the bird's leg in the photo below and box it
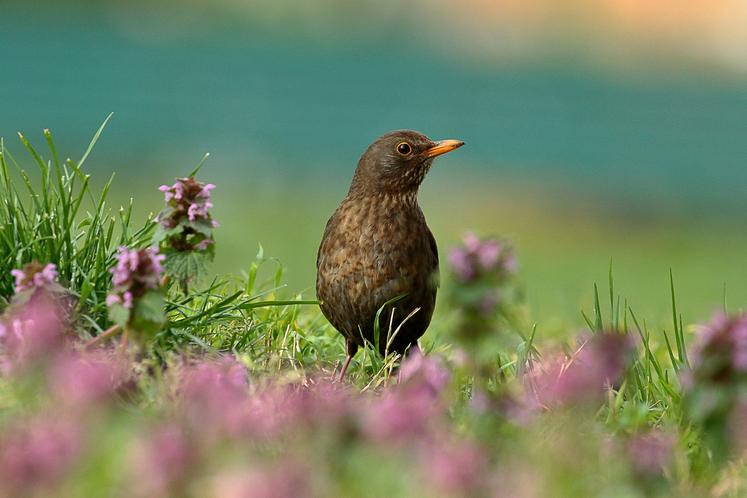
[337,340,359,382]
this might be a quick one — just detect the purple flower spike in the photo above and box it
[449,232,517,283]
[159,177,216,225]
[107,246,164,313]
[157,177,218,254]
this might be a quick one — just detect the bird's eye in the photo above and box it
[396,142,412,156]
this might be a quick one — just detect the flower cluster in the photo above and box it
[625,430,674,479]
[686,312,747,385]
[524,332,635,409]
[157,177,218,253]
[0,298,65,371]
[9,262,58,294]
[445,233,522,370]
[0,282,686,498]
[447,232,519,321]
[448,232,517,284]
[682,312,747,458]
[106,246,166,338]
[107,247,165,310]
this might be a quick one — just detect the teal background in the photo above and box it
[2,2,746,330]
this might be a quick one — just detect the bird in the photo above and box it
[316,130,464,380]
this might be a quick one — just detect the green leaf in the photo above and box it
[189,220,214,237]
[152,223,184,245]
[108,303,130,329]
[164,251,210,284]
[130,290,166,339]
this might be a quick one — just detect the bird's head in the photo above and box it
[349,130,464,197]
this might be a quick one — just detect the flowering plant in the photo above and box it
[681,312,747,458]
[155,177,218,291]
[446,233,523,373]
[6,262,66,308]
[447,232,519,324]
[106,246,166,340]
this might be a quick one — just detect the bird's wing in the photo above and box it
[427,227,440,289]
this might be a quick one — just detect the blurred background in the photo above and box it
[2,0,746,331]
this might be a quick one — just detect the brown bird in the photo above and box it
[316,130,464,380]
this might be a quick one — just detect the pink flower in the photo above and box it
[10,269,25,289]
[1,298,65,367]
[626,431,674,478]
[688,312,747,381]
[448,232,517,284]
[448,248,475,282]
[399,350,450,395]
[194,239,214,251]
[475,239,500,271]
[187,201,212,221]
[364,353,449,442]
[0,416,82,492]
[128,424,194,497]
[107,246,164,313]
[159,177,216,224]
[157,177,218,253]
[159,184,174,202]
[179,357,254,438]
[174,181,185,200]
[106,294,121,307]
[365,392,439,442]
[9,262,58,293]
[422,441,487,495]
[51,351,126,408]
[525,332,635,408]
[199,183,216,198]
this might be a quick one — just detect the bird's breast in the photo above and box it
[318,195,436,293]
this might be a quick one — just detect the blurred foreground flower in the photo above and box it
[0,297,65,370]
[51,350,128,409]
[683,312,747,459]
[207,462,311,498]
[421,440,488,496]
[156,177,218,291]
[365,351,450,442]
[179,356,252,438]
[626,430,674,480]
[446,232,522,372]
[448,232,517,285]
[106,246,166,341]
[0,416,82,495]
[128,424,196,498]
[525,332,635,409]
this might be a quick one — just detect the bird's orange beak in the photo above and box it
[423,139,465,158]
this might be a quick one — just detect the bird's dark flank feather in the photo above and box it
[316,130,463,377]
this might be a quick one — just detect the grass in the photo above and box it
[0,122,746,497]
